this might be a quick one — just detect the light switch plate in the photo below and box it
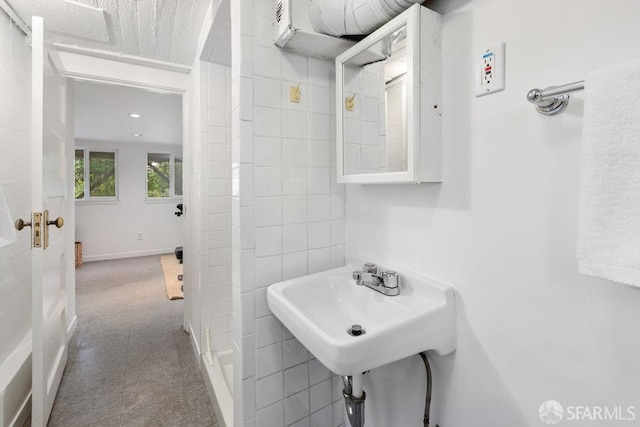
[476,42,505,97]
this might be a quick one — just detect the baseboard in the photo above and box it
[83,248,175,263]
[66,316,77,342]
[188,324,202,370]
[0,332,32,427]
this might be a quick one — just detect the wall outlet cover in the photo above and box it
[476,42,505,97]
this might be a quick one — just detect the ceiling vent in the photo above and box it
[273,0,356,59]
[308,0,423,37]
[275,1,284,24]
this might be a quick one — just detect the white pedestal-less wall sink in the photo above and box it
[267,256,457,376]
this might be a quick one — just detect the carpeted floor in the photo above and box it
[45,255,217,427]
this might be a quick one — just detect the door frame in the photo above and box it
[58,53,194,334]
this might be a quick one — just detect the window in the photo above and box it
[147,153,183,199]
[75,149,118,200]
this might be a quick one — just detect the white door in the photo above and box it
[31,16,72,427]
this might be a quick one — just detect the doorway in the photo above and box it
[40,79,217,425]
[72,80,184,264]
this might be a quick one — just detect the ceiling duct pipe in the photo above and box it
[308,0,423,37]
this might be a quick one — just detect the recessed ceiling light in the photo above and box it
[132,133,142,137]
[128,113,142,118]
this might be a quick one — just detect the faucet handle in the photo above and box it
[352,271,363,285]
[363,263,377,273]
[382,271,398,288]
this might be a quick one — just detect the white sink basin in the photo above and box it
[267,257,457,376]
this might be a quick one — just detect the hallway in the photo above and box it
[47,256,217,426]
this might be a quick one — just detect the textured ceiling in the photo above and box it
[74,80,182,145]
[7,0,215,66]
[202,0,230,65]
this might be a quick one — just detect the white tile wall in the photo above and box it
[309,379,333,413]
[283,224,307,254]
[257,401,285,426]
[231,0,345,425]
[254,136,282,166]
[254,255,282,288]
[309,358,332,386]
[285,390,310,425]
[282,252,308,281]
[283,139,307,166]
[256,343,283,379]
[200,61,233,354]
[256,371,284,409]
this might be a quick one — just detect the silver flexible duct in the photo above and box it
[308,0,422,37]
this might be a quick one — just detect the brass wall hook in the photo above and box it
[345,94,356,111]
[290,83,301,103]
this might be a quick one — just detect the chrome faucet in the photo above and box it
[352,263,400,296]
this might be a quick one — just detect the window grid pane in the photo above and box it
[147,153,171,198]
[88,151,116,198]
[74,149,85,199]
[174,155,183,197]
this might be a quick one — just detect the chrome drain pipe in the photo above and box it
[342,375,366,427]
[418,352,433,427]
[342,354,433,427]
[342,375,352,395]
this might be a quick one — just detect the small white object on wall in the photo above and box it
[476,42,506,96]
[0,186,17,248]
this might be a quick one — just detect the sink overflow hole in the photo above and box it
[348,324,366,336]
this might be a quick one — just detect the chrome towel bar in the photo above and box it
[527,80,585,115]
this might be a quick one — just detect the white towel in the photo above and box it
[577,59,640,288]
[0,186,17,248]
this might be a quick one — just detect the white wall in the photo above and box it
[75,139,184,261]
[0,9,32,368]
[347,0,640,425]
[231,0,346,425]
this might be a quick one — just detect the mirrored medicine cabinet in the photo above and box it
[335,4,442,184]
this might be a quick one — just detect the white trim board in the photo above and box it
[0,0,30,36]
[82,248,175,263]
[58,51,189,94]
[55,43,191,74]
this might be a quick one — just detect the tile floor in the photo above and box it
[45,255,218,427]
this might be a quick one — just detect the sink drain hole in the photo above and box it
[348,324,366,336]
